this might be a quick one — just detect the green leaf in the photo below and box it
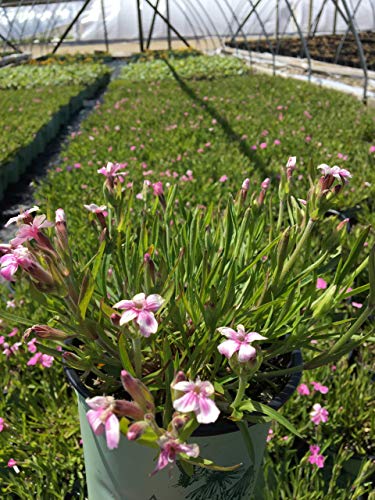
[239,399,302,437]
[118,333,135,376]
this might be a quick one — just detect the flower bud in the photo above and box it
[55,208,69,252]
[120,370,155,413]
[114,400,144,420]
[24,324,68,340]
[127,420,149,441]
[171,413,190,432]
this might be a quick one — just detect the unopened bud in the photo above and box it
[171,413,190,432]
[55,208,69,252]
[24,324,68,340]
[110,313,121,326]
[114,400,144,420]
[286,156,296,181]
[120,370,155,413]
[127,420,149,441]
[336,218,350,232]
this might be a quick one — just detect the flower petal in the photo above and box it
[197,397,220,424]
[173,392,199,414]
[86,396,109,410]
[86,409,104,435]
[113,300,135,310]
[105,414,120,449]
[145,294,164,311]
[137,310,158,337]
[238,343,257,363]
[245,332,267,342]
[217,327,237,339]
[217,339,239,359]
[119,310,138,325]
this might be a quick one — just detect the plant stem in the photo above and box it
[276,198,284,233]
[279,217,316,283]
[232,373,248,408]
[132,336,142,378]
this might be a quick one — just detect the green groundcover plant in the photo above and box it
[1,157,374,476]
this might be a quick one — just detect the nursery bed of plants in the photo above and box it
[226,32,375,71]
[0,53,374,498]
[0,61,110,200]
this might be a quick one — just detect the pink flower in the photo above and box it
[152,181,164,196]
[2,342,21,357]
[97,162,127,178]
[4,206,39,227]
[308,445,325,468]
[8,328,18,337]
[7,459,17,468]
[304,110,312,119]
[317,164,352,182]
[152,434,199,475]
[27,338,38,353]
[27,352,54,368]
[261,178,270,190]
[0,246,35,281]
[172,379,220,424]
[297,383,310,396]
[84,204,108,217]
[86,396,120,450]
[113,293,164,337]
[316,278,327,289]
[352,301,363,309]
[260,142,267,149]
[0,417,4,431]
[219,175,228,183]
[266,429,274,442]
[311,381,329,394]
[10,215,53,247]
[310,404,329,425]
[217,324,267,363]
[369,145,375,153]
[274,139,281,145]
[286,156,297,169]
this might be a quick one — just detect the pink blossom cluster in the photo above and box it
[308,445,325,468]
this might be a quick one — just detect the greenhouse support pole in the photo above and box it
[101,0,109,52]
[0,32,22,54]
[338,0,368,103]
[308,0,313,37]
[275,0,279,44]
[166,0,171,50]
[146,0,161,49]
[334,0,363,64]
[52,0,92,54]
[136,0,144,52]
[144,0,191,47]
[284,0,311,81]
[332,0,338,34]
[230,0,263,44]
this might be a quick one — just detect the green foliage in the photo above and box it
[0,62,110,89]
[0,54,374,496]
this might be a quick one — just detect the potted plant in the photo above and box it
[1,157,373,499]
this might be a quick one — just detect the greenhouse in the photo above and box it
[0,1,374,499]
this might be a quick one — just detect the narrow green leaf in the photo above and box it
[118,333,135,376]
[239,399,302,437]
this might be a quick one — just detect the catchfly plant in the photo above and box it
[1,156,374,478]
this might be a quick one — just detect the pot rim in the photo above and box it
[65,349,302,437]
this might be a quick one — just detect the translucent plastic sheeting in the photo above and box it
[0,0,375,42]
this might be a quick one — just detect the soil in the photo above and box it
[226,32,375,71]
